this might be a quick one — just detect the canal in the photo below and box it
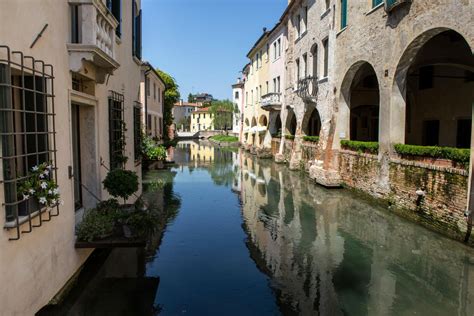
[42,141,474,315]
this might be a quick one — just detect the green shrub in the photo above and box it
[285,135,295,140]
[210,135,239,142]
[126,209,160,238]
[303,135,320,142]
[341,140,379,154]
[394,144,470,166]
[103,169,139,201]
[142,135,167,161]
[76,210,116,242]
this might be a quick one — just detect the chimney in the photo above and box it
[263,27,267,33]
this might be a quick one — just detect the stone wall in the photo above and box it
[338,149,470,244]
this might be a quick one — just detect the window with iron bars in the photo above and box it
[133,102,142,161]
[0,46,59,240]
[108,91,126,170]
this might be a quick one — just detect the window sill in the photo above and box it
[4,207,50,229]
[318,77,329,84]
[336,26,348,38]
[320,8,331,20]
[294,31,308,44]
[366,3,384,16]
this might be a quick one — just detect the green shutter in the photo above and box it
[386,0,397,9]
[372,0,383,7]
[341,0,347,29]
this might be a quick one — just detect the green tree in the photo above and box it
[209,99,238,132]
[187,93,195,103]
[157,69,180,141]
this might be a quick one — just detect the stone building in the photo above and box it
[191,107,214,132]
[141,62,165,139]
[172,101,200,132]
[0,0,145,314]
[238,0,474,244]
[232,77,245,138]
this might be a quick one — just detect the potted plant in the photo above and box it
[103,169,139,207]
[142,135,167,169]
[17,162,62,216]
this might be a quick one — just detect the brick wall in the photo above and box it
[338,149,470,244]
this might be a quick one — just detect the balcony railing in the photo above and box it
[261,92,282,111]
[296,76,318,101]
[68,0,120,83]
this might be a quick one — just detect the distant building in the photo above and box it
[191,107,214,132]
[193,93,214,103]
[232,75,246,138]
[173,101,200,132]
[141,62,166,139]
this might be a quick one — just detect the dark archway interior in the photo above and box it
[405,30,473,148]
[349,63,380,142]
[286,111,297,136]
[303,108,321,136]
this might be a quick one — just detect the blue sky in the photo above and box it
[142,0,287,101]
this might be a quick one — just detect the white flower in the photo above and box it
[50,199,57,206]
[29,189,35,194]
[32,166,39,172]
[39,174,44,179]
[44,169,50,176]
[48,190,53,195]
[40,182,48,189]
[47,165,52,170]
[22,194,29,201]
[53,188,60,195]
[39,197,47,205]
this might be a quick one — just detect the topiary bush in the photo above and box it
[76,209,116,242]
[126,209,160,238]
[285,135,295,140]
[103,169,139,201]
[303,135,320,143]
[341,140,379,154]
[394,144,470,167]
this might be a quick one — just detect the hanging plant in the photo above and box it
[18,162,62,208]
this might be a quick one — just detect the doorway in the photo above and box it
[71,103,83,211]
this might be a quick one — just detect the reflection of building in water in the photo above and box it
[231,151,242,193]
[190,142,215,166]
[239,152,474,315]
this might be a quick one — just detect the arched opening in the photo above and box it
[245,118,250,127]
[348,63,380,142]
[285,109,297,136]
[400,30,474,148]
[302,107,321,136]
[251,117,257,127]
[270,113,282,137]
[259,115,268,127]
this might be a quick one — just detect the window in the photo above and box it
[235,91,239,99]
[147,114,152,130]
[145,77,150,96]
[256,53,260,68]
[340,0,348,29]
[0,51,58,229]
[303,53,308,78]
[256,87,259,102]
[457,119,471,148]
[277,38,281,58]
[372,0,383,7]
[266,44,269,62]
[108,91,125,170]
[312,45,318,78]
[259,85,262,99]
[158,88,161,102]
[133,102,142,161]
[273,42,277,60]
[70,4,80,43]
[132,2,142,59]
[153,82,156,100]
[325,0,330,10]
[322,38,329,78]
[296,58,300,82]
[277,76,281,93]
[303,6,308,33]
[266,81,269,94]
[273,78,277,93]
[295,14,301,38]
[251,90,254,104]
[106,0,122,37]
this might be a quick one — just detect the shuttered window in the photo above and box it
[373,0,383,7]
[340,0,348,29]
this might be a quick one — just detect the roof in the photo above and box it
[142,61,166,87]
[246,30,270,58]
[193,107,210,113]
[174,102,201,107]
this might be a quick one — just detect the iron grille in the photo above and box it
[108,91,125,170]
[0,45,59,240]
[133,101,142,161]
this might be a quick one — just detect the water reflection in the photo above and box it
[238,152,474,316]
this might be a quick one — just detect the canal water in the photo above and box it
[42,141,474,315]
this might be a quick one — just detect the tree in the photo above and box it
[209,99,238,132]
[157,69,180,141]
[187,93,195,103]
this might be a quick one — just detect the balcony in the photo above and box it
[68,0,120,83]
[261,93,282,111]
[296,76,318,102]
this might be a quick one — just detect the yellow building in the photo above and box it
[242,30,270,151]
[191,107,214,132]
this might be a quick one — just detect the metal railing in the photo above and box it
[296,76,318,101]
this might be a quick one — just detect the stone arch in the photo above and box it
[269,113,282,136]
[245,118,250,126]
[302,106,322,136]
[339,61,380,142]
[259,115,268,127]
[285,108,297,136]
[251,117,257,127]
[392,27,474,146]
